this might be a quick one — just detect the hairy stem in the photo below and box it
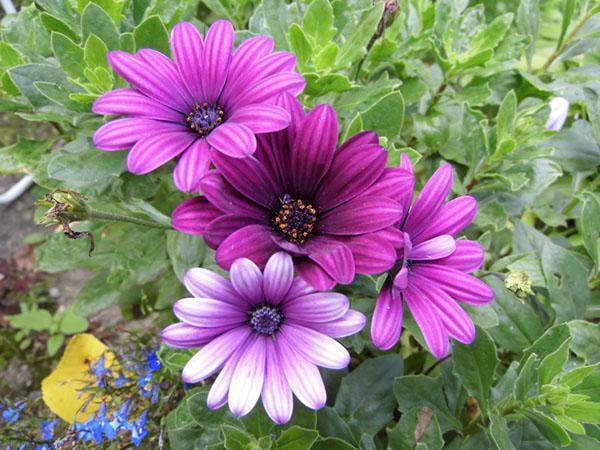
[88,209,172,230]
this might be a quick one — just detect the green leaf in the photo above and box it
[563,402,600,424]
[47,334,65,357]
[248,0,300,50]
[580,191,600,270]
[7,307,53,331]
[516,0,539,69]
[522,323,571,363]
[134,15,170,55]
[311,437,356,450]
[488,414,516,450]
[73,273,121,316]
[334,355,403,439]
[336,2,384,68]
[514,353,540,402]
[59,307,89,334]
[317,407,356,444]
[387,407,443,450]
[496,90,517,144]
[521,409,571,447]
[157,346,194,374]
[9,64,75,108]
[568,321,600,364]
[166,231,207,282]
[81,2,120,50]
[452,327,499,414]
[304,73,352,97]
[84,34,109,70]
[561,364,600,388]
[51,32,86,79]
[276,426,319,450]
[539,338,572,386]
[360,92,404,141]
[40,12,78,42]
[557,0,576,50]
[221,424,253,450]
[302,0,337,46]
[287,24,312,70]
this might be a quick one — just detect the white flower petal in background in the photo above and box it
[545,97,570,131]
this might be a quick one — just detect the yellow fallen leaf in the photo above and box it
[41,333,115,423]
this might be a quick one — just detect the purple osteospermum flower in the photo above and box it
[171,94,408,289]
[92,20,305,192]
[161,252,365,424]
[371,156,495,358]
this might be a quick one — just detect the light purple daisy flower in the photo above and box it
[161,252,365,424]
[371,156,494,358]
[171,93,409,290]
[92,20,305,192]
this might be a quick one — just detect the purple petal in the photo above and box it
[171,22,204,101]
[216,224,279,270]
[227,36,274,84]
[410,235,456,261]
[280,324,350,369]
[184,267,240,305]
[207,343,247,410]
[295,259,336,290]
[304,310,366,338]
[404,164,453,236]
[202,20,234,102]
[319,196,402,236]
[93,118,179,151]
[172,197,222,235]
[230,257,264,304]
[271,235,309,256]
[174,298,246,327]
[173,138,211,193]
[435,240,484,272]
[210,152,278,208]
[315,143,387,211]
[393,266,408,291]
[304,237,355,285]
[229,336,266,417]
[92,88,182,121]
[228,105,290,134]
[200,171,268,219]
[290,104,338,197]
[341,233,396,274]
[411,265,494,305]
[414,196,477,244]
[263,252,294,304]
[338,131,379,150]
[284,292,349,323]
[371,286,403,351]
[276,337,326,410]
[262,338,293,424]
[286,276,315,299]
[161,322,232,348]
[363,167,414,210]
[204,215,260,249]
[226,72,305,111]
[404,284,449,359]
[182,327,251,383]
[127,131,195,174]
[206,122,257,158]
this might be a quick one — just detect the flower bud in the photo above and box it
[37,190,89,227]
[505,271,534,299]
[545,97,570,131]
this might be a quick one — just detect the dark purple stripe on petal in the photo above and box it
[172,197,222,235]
[170,22,204,102]
[228,105,290,134]
[93,118,180,151]
[127,131,195,174]
[262,338,293,424]
[228,36,274,82]
[413,195,477,244]
[228,336,266,417]
[263,252,294,305]
[216,224,279,270]
[371,285,403,351]
[226,72,305,111]
[92,88,183,121]
[206,122,257,158]
[362,167,414,207]
[338,131,379,151]
[173,138,211,193]
[202,20,234,103]
[434,240,484,272]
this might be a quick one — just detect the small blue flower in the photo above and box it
[110,400,132,432]
[114,370,130,387]
[130,410,148,447]
[40,419,58,440]
[92,354,111,387]
[146,351,161,372]
[2,401,25,425]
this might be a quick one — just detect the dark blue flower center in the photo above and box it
[250,306,282,335]
[186,103,224,136]
[274,194,317,244]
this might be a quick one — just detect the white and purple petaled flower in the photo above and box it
[92,20,305,192]
[371,157,494,358]
[161,252,365,424]
[171,93,409,290]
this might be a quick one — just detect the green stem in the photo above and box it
[88,208,172,230]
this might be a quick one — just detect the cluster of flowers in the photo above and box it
[0,401,57,450]
[93,20,494,424]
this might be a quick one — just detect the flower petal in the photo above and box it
[202,20,234,102]
[410,235,456,261]
[92,88,182,121]
[280,324,350,369]
[290,104,338,197]
[284,292,349,323]
[229,336,266,417]
[182,327,251,383]
[216,224,279,270]
[371,285,403,351]
[200,171,268,219]
[305,310,366,338]
[127,131,195,174]
[184,267,240,305]
[294,259,336,290]
[230,257,264,304]
[174,298,246,327]
[338,130,379,149]
[304,237,355,284]
[286,276,315,299]
[413,196,477,244]
[341,233,396,274]
[435,240,484,272]
[171,22,204,101]
[173,138,211,193]
[204,214,260,249]
[93,118,179,151]
[411,265,494,305]
[276,337,326,410]
[227,72,305,111]
[172,197,222,235]
[393,266,408,291]
[319,196,402,236]
[262,338,293,424]
[404,284,449,359]
[404,164,453,236]
[206,122,257,158]
[228,105,290,134]
[161,322,233,348]
[227,36,274,84]
[263,252,294,304]
[207,342,247,410]
[363,167,414,209]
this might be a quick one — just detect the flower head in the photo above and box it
[92,20,305,192]
[370,156,494,358]
[172,94,406,289]
[161,252,366,424]
[545,97,570,131]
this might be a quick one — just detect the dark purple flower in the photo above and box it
[161,252,366,424]
[171,94,408,289]
[92,20,305,192]
[371,156,494,358]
